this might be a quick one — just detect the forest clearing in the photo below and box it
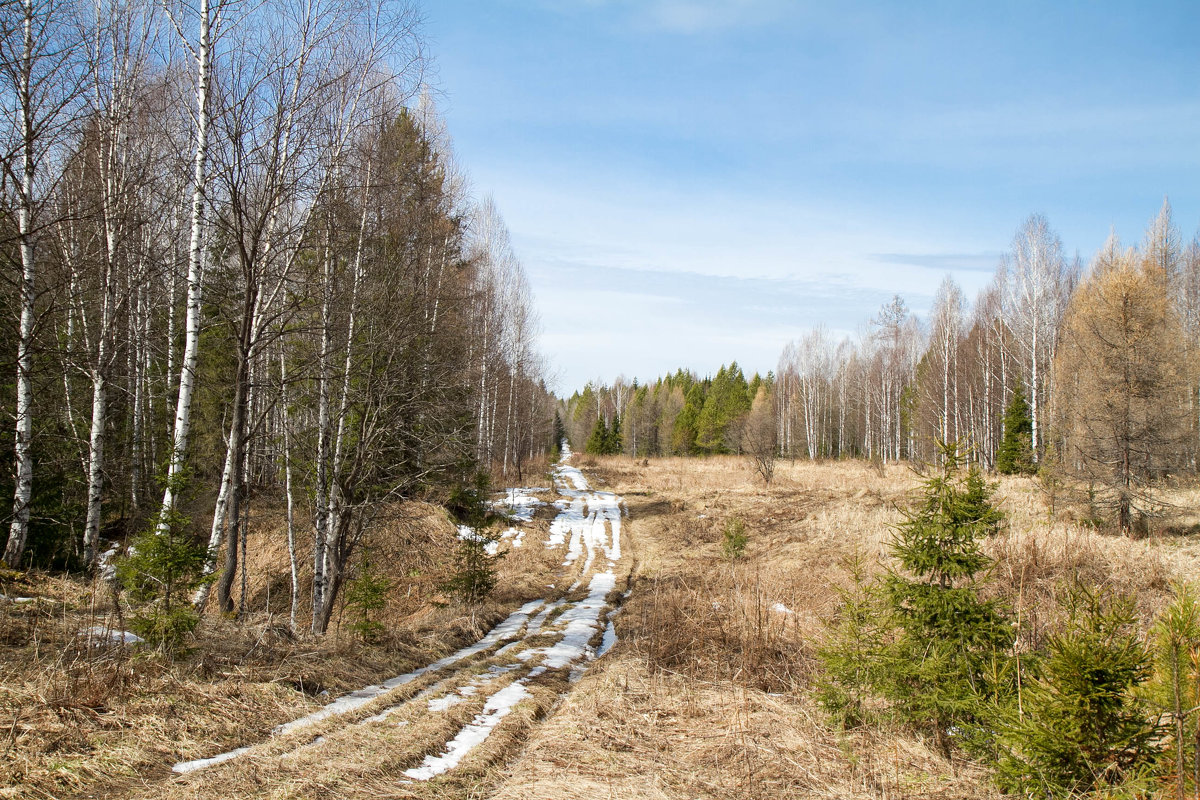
[5,0,1200,797]
[7,450,1200,798]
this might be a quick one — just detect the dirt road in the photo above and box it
[142,446,631,799]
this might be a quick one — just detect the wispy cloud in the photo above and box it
[543,0,792,34]
[871,252,1003,273]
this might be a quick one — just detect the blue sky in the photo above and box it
[423,0,1200,393]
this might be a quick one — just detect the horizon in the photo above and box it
[425,1,1200,394]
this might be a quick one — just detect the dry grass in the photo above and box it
[9,453,1200,799]
[492,653,997,800]
[490,454,1200,800]
[0,488,565,800]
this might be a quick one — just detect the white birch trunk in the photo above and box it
[4,1,39,566]
[158,0,213,529]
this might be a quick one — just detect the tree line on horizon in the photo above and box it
[564,202,1196,532]
[0,0,555,634]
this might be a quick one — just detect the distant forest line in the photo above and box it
[564,203,1195,531]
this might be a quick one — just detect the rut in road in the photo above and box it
[168,445,629,790]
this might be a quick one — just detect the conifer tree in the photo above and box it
[880,443,1012,755]
[672,384,705,454]
[1054,250,1191,532]
[696,363,751,453]
[996,383,1035,475]
[586,416,609,455]
[552,411,566,457]
[606,413,623,455]
[995,587,1158,796]
[1147,583,1200,800]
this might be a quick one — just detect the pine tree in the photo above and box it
[606,413,623,455]
[996,383,1035,475]
[995,587,1158,796]
[881,443,1012,755]
[586,416,609,455]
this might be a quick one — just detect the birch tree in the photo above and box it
[1003,214,1072,463]
[72,0,161,568]
[0,0,86,566]
[155,0,225,532]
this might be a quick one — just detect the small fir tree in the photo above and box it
[442,473,502,609]
[720,516,748,560]
[996,384,1035,475]
[345,553,391,642]
[817,550,891,728]
[586,416,609,455]
[551,411,566,459]
[116,473,213,648]
[881,442,1012,755]
[605,413,623,455]
[995,586,1159,797]
[1146,582,1200,800]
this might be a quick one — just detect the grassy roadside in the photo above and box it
[0,495,564,800]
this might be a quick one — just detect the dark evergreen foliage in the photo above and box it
[996,383,1035,475]
[995,587,1159,796]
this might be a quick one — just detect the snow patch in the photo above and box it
[83,626,144,644]
[172,599,546,773]
[598,619,618,658]
[173,746,252,774]
[428,694,465,712]
[519,571,614,670]
[403,680,531,781]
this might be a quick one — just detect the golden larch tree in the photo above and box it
[1054,250,1191,533]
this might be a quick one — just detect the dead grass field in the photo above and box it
[5,454,1200,799]
[490,454,1200,800]
[0,497,566,800]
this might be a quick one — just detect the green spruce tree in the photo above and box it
[116,473,213,648]
[551,411,567,459]
[443,473,503,609]
[881,443,1013,755]
[606,413,623,455]
[995,586,1158,796]
[997,383,1035,475]
[586,415,609,455]
[1146,582,1200,800]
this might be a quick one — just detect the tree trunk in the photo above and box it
[4,1,38,567]
[157,0,213,531]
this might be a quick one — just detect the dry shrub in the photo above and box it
[627,568,811,693]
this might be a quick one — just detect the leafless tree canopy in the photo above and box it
[0,0,554,632]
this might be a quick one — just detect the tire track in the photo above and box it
[169,445,630,791]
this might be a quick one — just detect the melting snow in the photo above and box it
[597,618,618,658]
[83,626,144,644]
[174,746,252,774]
[403,681,531,781]
[428,694,466,712]
[173,600,546,773]
[492,488,546,524]
[519,571,614,669]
